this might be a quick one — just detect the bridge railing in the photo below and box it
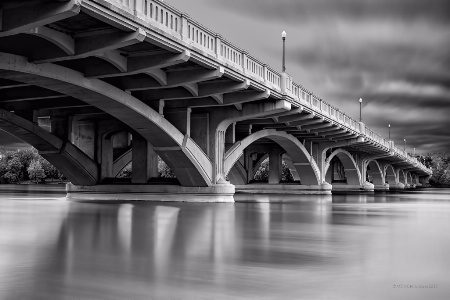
[265,66,282,91]
[96,0,430,174]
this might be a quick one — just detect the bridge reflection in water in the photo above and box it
[0,188,449,299]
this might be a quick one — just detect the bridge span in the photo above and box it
[0,0,432,201]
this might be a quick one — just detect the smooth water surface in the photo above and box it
[0,185,449,299]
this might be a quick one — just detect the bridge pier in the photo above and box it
[66,183,235,202]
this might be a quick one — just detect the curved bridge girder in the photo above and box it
[325,149,361,185]
[405,171,413,185]
[366,160,384,185]
[112,148,132,178]
[0,52,213,187]
[228,162,247,185]
[0,108,98,185]
[384,164,397,184]
[224,129,320,185]
[398,169,407,185]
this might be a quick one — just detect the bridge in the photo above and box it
[0,0,432,201]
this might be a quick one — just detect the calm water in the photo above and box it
[0,186,449,300]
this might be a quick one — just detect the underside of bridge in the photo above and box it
[0,0,431,201]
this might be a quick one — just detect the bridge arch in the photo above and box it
[384,164,397,184]
[0,52,212,187]
[227,161,247,185]
[224,129,320,185]
[0,108,98,185]
[324,149,361,185]
[406,171,413,185]
[366,160,384,185]
[398,169,407,185]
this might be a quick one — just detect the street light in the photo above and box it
[404,138,406,152]
[388,124,391,140]
[414,147,416,156]
[282,31,287,72]
[359,98,363,122]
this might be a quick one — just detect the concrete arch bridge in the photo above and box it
[0,0,431,201]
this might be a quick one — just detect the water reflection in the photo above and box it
[0,188,449,299]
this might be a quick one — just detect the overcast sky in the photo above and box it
[1,0,449,153]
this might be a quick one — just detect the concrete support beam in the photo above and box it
[33,28,146,63]
[86,50,191,78]
[0,0,81,37]
[27,26,75,55]
[278,112,314,123]
[287,117,323,127]
[124,67,224,91]
[200,80,250,97]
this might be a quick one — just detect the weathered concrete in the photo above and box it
[66,183,235,202]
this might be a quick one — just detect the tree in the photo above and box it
[39,157,63,181]
[27,160,46,184]
[3,156,23,183]
[117,162,132,178]
[253,158,294,182]
[158,156,176,178]
[16,148,39,181]
[428,153,450,187]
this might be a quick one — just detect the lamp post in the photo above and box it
[388,124,391,140]
[282,31,286,72]
[414,147,416,156]
[404,139,406,152]
[359,98,362,122]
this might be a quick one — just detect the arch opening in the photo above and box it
[324,149,361,186]
[224,129,320,186]
[384,164,396,185]
[366,160,384,185]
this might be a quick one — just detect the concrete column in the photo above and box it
[100,137,113,180]
[268,149,281,184]
[191,112,209,155]
[75,119,96,160]
[244,151,255,183]
[50,116,70,140]
[15,110,37,123]
[325,161,333,183]
[225,122,235,150]
[112,131,129,149]
[132,134,158,184]
[164,108,191,136]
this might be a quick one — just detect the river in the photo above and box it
[0,185,449,299]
